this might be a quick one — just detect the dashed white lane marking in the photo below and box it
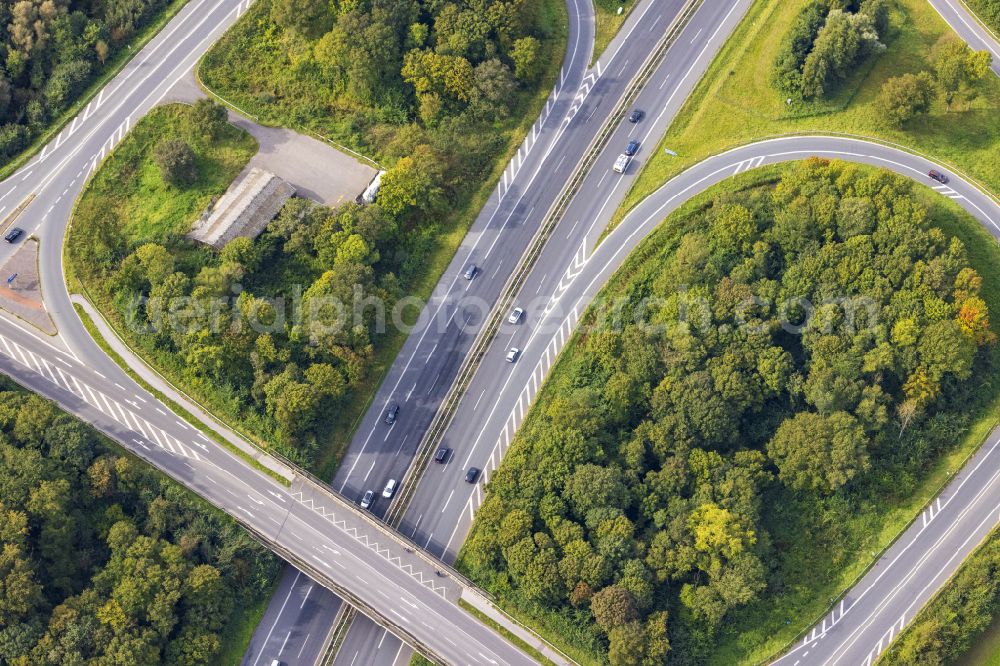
[441,489,455,514]
[473,388,487,410]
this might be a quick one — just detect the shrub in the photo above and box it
[188,99,229,140]
[875,71,937,127]
[772,0,887,99]
[154,139,198,186]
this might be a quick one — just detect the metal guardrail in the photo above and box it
[384,0,704,527]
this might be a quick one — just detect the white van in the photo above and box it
[613,154,631,174]
[382,479,398,498]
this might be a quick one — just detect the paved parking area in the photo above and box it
[165,75,378,207]
[0,238,56,334]
[230,116,378,207]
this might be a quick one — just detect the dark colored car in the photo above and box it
[384,403,399,425]
[465,467,481,483]
[360,489,375,509]
[625,139,640,156]
[4,227,24,243]
[628,109,643,123]
[434,447,451,463]
[928,169,949,184]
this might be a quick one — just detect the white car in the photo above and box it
[382,479,397,498]
[506,347,520,363]
[508,307,524,324]
[613,153,631,174]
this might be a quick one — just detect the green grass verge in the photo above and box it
[71,301,291,487]
[458,599,558,666]
[0,0,191,182]
[74,104,257,244]
[593,0,636,64]
[612,0,1000,234]
[215,575,282,666]
[957,617,1000,666]
[409,654,436,666]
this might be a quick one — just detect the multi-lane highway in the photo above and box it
[259,0,720,662]
[276,1,759,664]
[212,0,1000,664]
[0,0,996,663]
[0,307,535,665]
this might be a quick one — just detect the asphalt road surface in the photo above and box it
[242,568,344,666]
[234,1,1000,664]
[324,0,755,663]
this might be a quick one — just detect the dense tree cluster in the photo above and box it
[200,0,557,268]
[771,0,888,99]
[278,0,541,115]
[76,182,404,464]
[0,382,277,664]
[0,0,171,162]
[874,35,992,127]
[882,525,1000,665]
[461,160,995,663]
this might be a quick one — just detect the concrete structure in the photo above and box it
[361,170,385,204]
[188,167,294,249]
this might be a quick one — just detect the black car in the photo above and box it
[4,227,24,243]
[625,139,640,156]
[465,467,481,483]
[384,403,399,425]
[928,169,949,184]
[627,109,643,123]
[434,447,451,463]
